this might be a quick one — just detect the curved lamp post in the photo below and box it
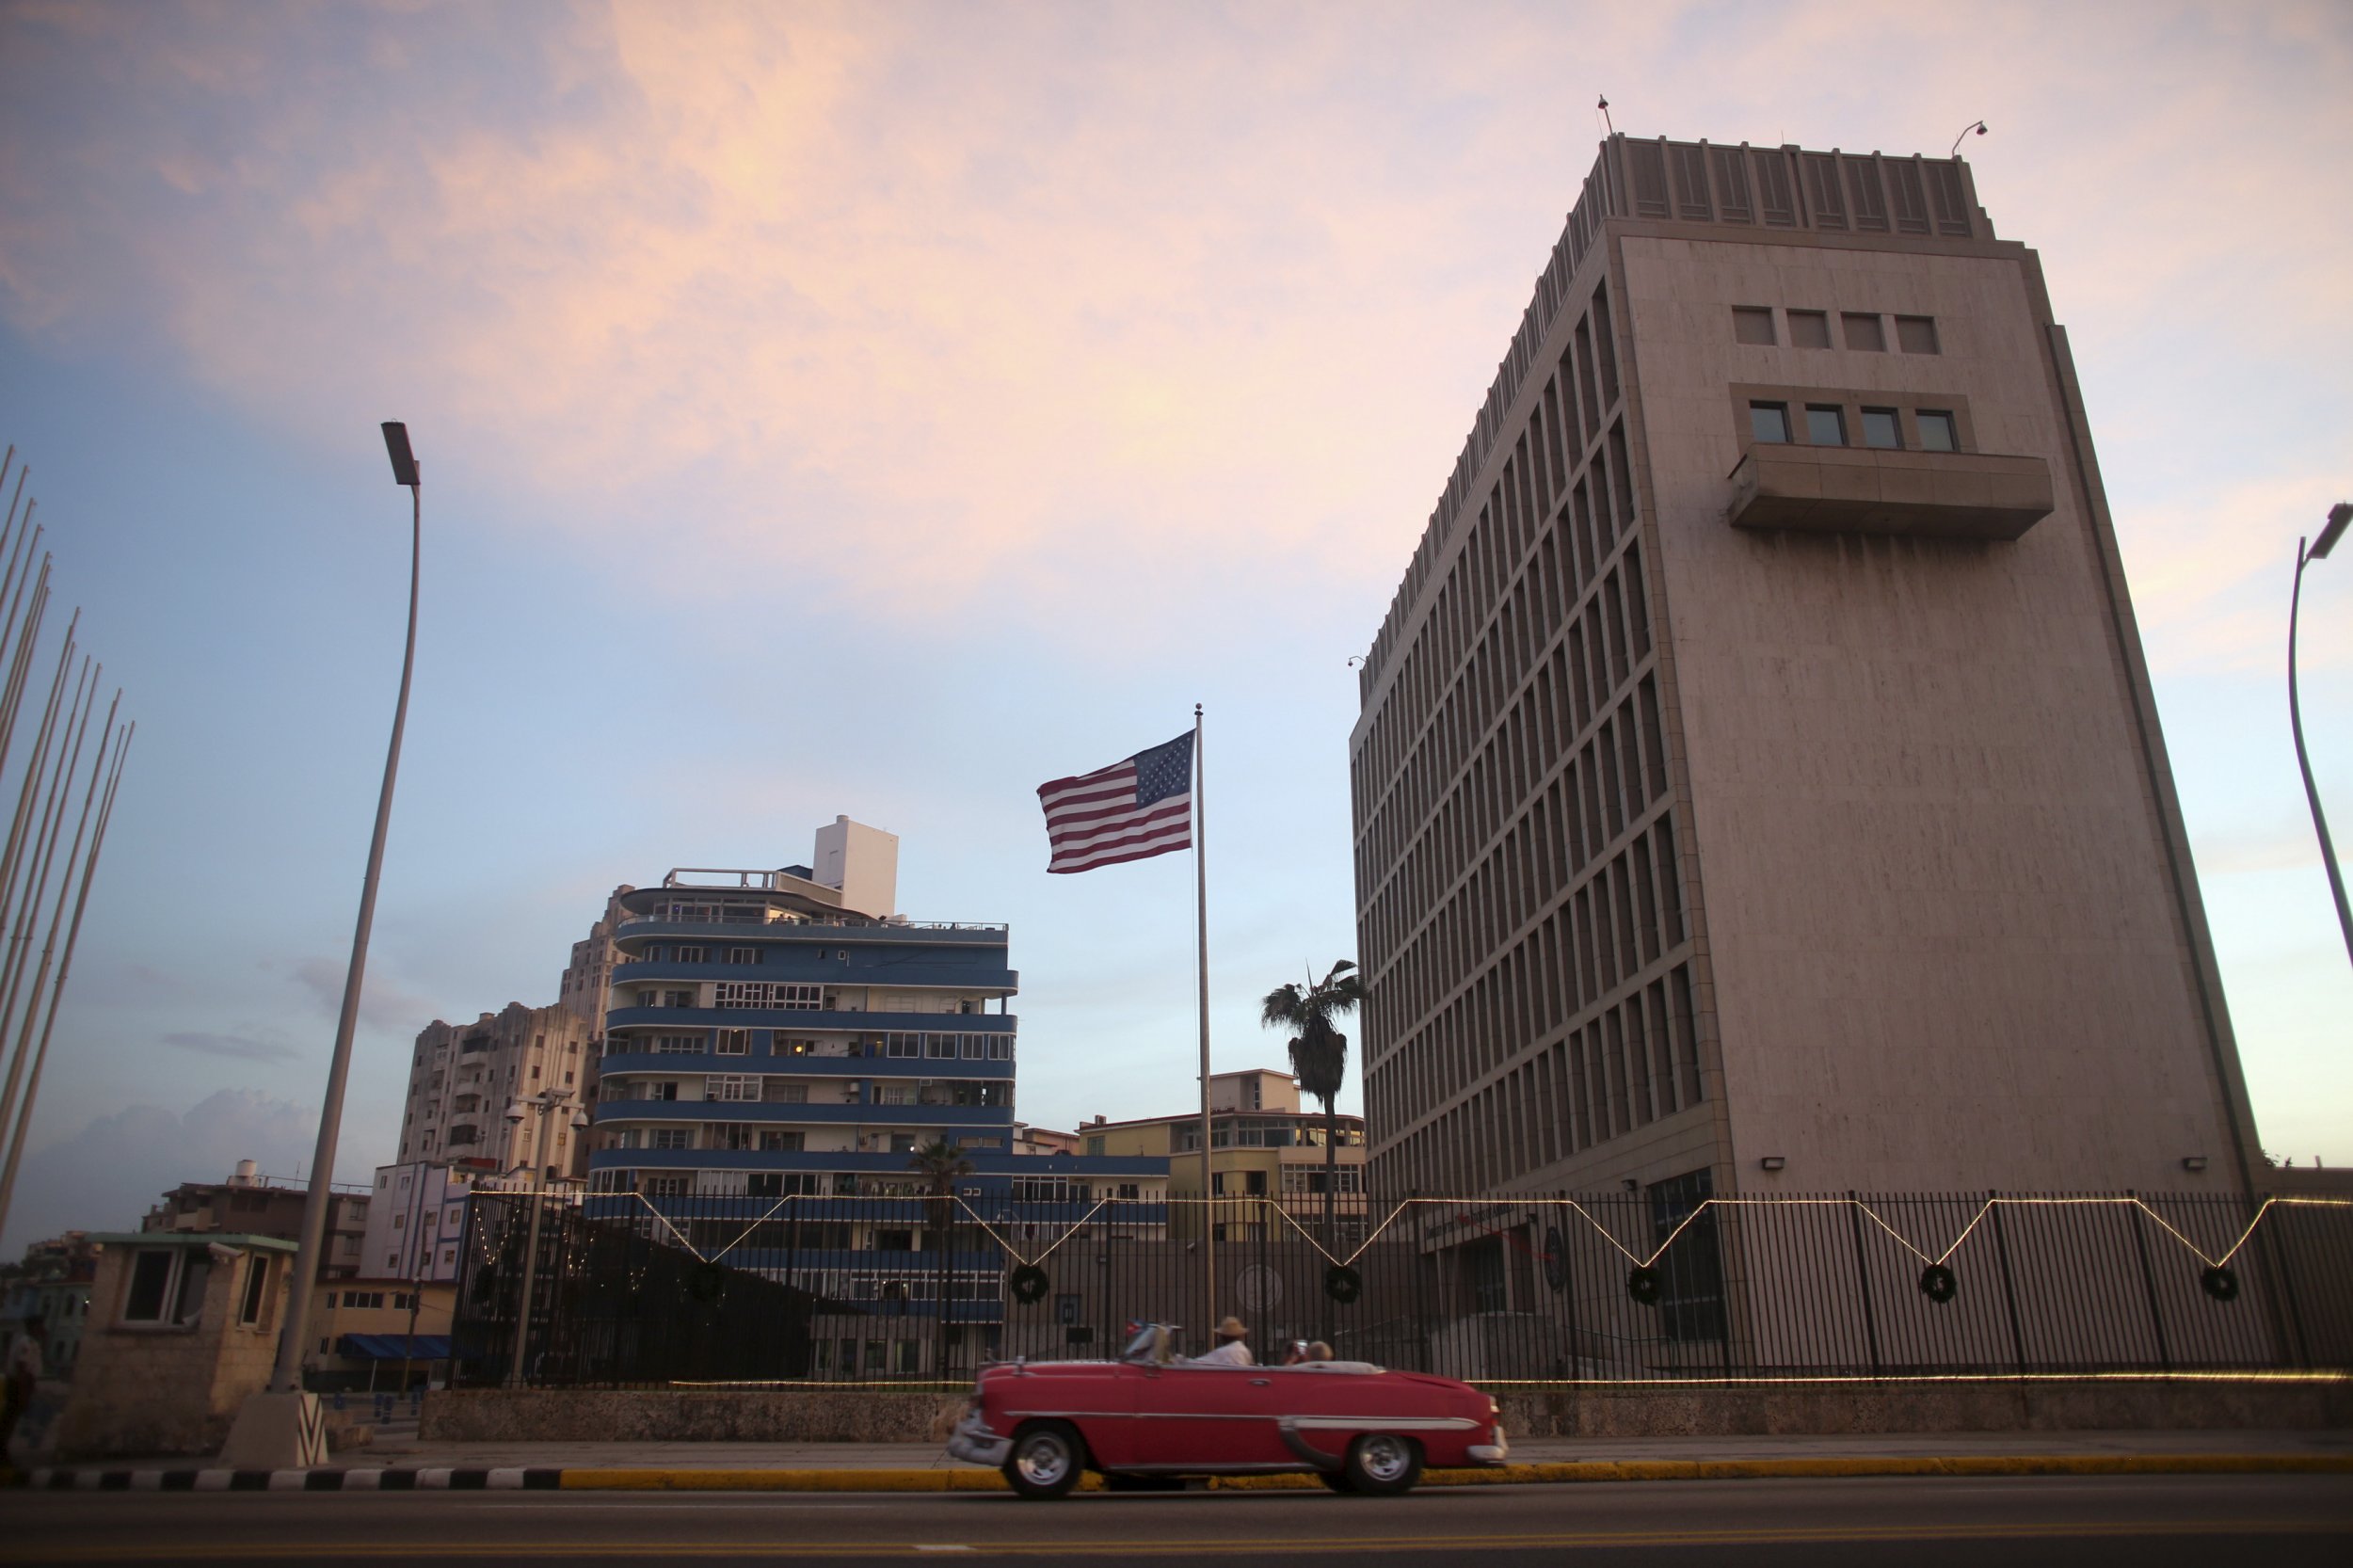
[268,424,423,1395]
[2290,502,2352,968]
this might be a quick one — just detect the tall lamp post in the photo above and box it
[268,425,423,1394]
[504,1088,587,1388]
[2290,502,2353,968]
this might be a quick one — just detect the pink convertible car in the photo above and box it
[947,1325,1509,1498]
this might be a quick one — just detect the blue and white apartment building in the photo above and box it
[586,817,1166,1218]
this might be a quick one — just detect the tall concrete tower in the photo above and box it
[1350,135,2259,1206]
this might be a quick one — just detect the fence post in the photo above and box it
[1845,1192,1883,1378]
[1986,1191,2029,1376]
[2124,1191,2172,1371]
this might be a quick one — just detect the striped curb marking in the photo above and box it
[19,1452,2353,1493]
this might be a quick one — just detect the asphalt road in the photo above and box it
[3,1474,2348,1566]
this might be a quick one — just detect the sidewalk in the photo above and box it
[18,1428,2351,1491]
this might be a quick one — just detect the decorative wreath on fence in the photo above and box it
[1323,1264,1363,1304]
[2200,1266,2240,1304]
[1008,1263,1051,1304]
[688,1260,728,1304]
[1625,1266,1661,1306]
[1917,1264,1958,1304]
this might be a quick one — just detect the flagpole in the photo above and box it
[1193,702,1213,1346]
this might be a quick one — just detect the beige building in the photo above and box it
[1082,1069,1367,1241]
[53,1233,294,1459]
[397,1001,597,1178]
[140,1161,369,1282]
[1350,134,2261,1205]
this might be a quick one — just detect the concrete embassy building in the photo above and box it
[1350,135,2260,1204]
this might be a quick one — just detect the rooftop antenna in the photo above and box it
[1597,96,1614,136]
[1950,120,1988,157]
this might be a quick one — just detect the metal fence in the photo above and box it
[447,1189,2353,1388]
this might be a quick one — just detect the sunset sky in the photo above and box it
[1,0,2346,1252]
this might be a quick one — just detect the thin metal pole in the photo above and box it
[2289,535,2353,968]
[0,666,99,1152]
[271,471,421,1393]
[1194,703,1212,1344]
[0,718,128,1235]
[508,1102,555,1386]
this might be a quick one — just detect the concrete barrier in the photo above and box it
[421,1377,2349,1445]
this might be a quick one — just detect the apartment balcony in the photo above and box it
[603,1006,1018,1034]
[1727,445,2054,541]
[591,1100,1015,1128]
[597,1051,1014,1080]
[611,958,1017,992]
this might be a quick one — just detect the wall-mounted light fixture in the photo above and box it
[1760,1156,1787,1172]
[2181,1155,2210,1173]
[1621,1177,1640,1192]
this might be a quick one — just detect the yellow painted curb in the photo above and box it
[555,1454,2353,1491]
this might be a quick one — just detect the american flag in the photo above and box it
[1037,731,1195,874]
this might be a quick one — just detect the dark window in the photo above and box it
[1861,408,1902,449]
[1748,403,1791,444]
[1895,315,1940,354]
[1841,312,1885,351]
[124,1251,175,1321]
[1804,406,1848,446]
[1731,307,1774,345]
[1787,310,1831,348]
[1917,409,1960,451]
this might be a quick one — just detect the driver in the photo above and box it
[1193,1316,1254,1366]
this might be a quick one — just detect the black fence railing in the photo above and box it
[448,1190,2353,1388]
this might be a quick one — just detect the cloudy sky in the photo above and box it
[1,0,2346,1254]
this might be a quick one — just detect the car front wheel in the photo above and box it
[1004,1421,1085,1500]
[1342,1433,1422,1496]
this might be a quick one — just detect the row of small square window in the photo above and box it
[1750,400,1958,452]
[1734,307,1938,355]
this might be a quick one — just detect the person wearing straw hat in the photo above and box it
[1194,1316,1254,1367]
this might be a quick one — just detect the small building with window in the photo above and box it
[51,1233,293,1459]
[1080,1068,1368,1244]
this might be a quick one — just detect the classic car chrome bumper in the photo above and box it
[1466,1424,1510,1464]
[945,1411,1010,1467]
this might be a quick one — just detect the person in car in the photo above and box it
[1193,1316,1253,1366]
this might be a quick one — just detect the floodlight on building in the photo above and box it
[1759,1156,1787,1172]
[2181,1156,2210,1173]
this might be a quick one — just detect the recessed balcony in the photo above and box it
[1727,445,2054,541]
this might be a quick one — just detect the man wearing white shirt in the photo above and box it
[1193,1315,1253,1367]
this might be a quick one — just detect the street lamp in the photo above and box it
[2290,502,2353,968]
[225,425,423,1466]
[504,1088,588,1388]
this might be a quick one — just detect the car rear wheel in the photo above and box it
[1004,1421,1085,1500]
[1342,1433,1422,1496]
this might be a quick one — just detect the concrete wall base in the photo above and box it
[422,1379,2351,1446]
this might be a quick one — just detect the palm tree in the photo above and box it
[1260,960,1364,1251]
[909,1138,973,1380]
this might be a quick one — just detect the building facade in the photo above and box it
[1082,1069,1367,1241]
[140,1162,370,1282]
[397,1001,598,1178]
[1350,134,2261,1206]
[587,818,1166,1206]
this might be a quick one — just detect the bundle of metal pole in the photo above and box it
[0,717,130,1230]
[0,661,102,1144]
[269,426,421,1393]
